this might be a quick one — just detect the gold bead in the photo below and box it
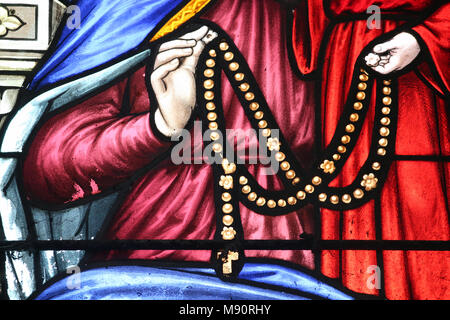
[239,83,250,92]
[229,62,239,71]
[207,112,217,121]
[222,203,233,214]
[275,152,286,162]
[382,107,391,115]
[372,162,381,171]
[297,191,306,200]
[280,161,290,171]
[380,117,391,126]
[312,176,322,185]
[235,73,244,81]
[361,69,369,75]
[204,91,214,100]
[210,131,220,141]
[341,135,351,144]
[256,197,266,207]
[382,96,392,105]
[292,177,301,185]
[287,197,297,205]
[224,52,234,61]
[223,215,234,226]
[358,83,367,90]
[356,92,366,100]
[241,185,251,194]
[262,128,271,137]
[206,59,215,68]
[359,74,369,81]
[249,102,259,111]
[267,200,276,208]
[209,122,218,130]
[209,49,217,57]
[377,148,386,156]
[337,145,347,154]
[286,170,296,180]
[318,193,327,202]
[380,127,390,137]
[383,80,391,85]
[258,120,268,129]
[342,194,352,204]
[383,87,391,95]
[330,195,339,204]
[345,124,355,133]
[248,192,257,201]
[204,69,214,78]
[204,79,214,89]
[206,102,216,111]
[333,154,341,161]
[353,102,363,110]
[379,138,388,147]
[213,143,223,153]
[278,199,287,207]
[239,176,248,185]
[254,111,264,120]
[305,185,314,193]
[350,113,359,122]
[219,42,229,51]
[353,189,364,199]
[222,192,232,202]
[245,92,255,101]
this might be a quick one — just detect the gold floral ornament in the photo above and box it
[320,160,336,174]
[361,173,378,191]
[267,137,281,152]
[221,227,236,240]
[221,159,236,174]
[0,6,25,38]
[219,175,233,190]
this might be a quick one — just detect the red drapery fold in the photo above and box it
[292,0,450,300]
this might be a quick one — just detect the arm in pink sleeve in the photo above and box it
[23,71,171,205]
[411,3,450,96]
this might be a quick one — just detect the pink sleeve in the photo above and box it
[23,71,171,205]
[412,3,450,96]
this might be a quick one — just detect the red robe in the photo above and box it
[292,0,449,299]
[23,1,317,269]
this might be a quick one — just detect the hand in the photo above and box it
[364,32,421,74]
[151,26,218,137]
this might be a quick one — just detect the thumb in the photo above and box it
[151,58,180,94]
[373,39,396,54]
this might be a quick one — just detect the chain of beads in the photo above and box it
[200,38,396,225]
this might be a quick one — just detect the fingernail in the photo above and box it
[374,45,382,52]
[183,48,193,54]
[187,39,196,46]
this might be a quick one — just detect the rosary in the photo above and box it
[195,31,397,279]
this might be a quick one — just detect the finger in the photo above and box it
[154,47,193,69]
[179,25,209,41]
[201,29,218,45]
[181,30,218,70]
[372,61,397,74]
[159,39,196,52]
[151,58,180,94]
[373,40,397,54]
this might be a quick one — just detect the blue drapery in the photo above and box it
[29,0,185,91]
[35,263,355,300]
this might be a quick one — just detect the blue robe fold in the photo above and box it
[35,263,355,300]
[29,0,185,91]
